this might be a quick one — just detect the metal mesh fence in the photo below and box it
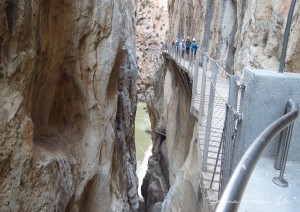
[162,43,243,208]
[194,54,242,207]
[219,104,241,196]
[197,58,228,205]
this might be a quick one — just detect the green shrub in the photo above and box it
[141,0,152,7]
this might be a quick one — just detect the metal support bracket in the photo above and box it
[235,80,246,90]
[234,112,243,122]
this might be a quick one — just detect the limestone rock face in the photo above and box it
[136,0,169,101]
[168,0,300,74]
[142,59,196,211]
[0,0,138,211]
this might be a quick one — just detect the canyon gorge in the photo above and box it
[1,0,300,212]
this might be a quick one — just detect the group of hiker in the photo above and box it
[172,36,198,59]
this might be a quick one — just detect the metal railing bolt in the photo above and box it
[273,119,295,187]
[235,79,246,89]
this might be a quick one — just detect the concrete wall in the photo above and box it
[233,68,300,169]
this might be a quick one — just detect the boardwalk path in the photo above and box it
[163,49,230,204]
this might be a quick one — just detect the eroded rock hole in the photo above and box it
[27,0,89,169]
[31,68,86,168]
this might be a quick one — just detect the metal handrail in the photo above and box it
[279,0,297,73]
[215,99,299,212]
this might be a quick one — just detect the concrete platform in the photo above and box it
[239,157,300,212]
[163,49,300,212]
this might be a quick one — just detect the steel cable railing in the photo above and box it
[162,42,243,205]
[197,56,241,205]
[215,99,299,212]
[163,31,299,211]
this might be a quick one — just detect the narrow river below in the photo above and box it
[135,102,152,196]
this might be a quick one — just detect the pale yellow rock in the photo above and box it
[136,0,169,100]
[168,0,300,74]
[0,0,138,211]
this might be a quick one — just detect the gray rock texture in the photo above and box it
[135,0,169,101]
[0,0,138,211]
[168,0,300,74]
[142,58,197,211]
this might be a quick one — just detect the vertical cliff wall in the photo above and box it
[0,0,138,211]
[168,0,300,74]
[141,58,199,211]
[135,0,169,100]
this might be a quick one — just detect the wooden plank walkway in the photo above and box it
[163,49,230,205]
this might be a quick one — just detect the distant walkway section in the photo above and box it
[162,43,243,208]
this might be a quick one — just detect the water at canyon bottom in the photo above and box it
[135,102,152,196]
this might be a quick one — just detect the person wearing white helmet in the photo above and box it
[191,38,198,56]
